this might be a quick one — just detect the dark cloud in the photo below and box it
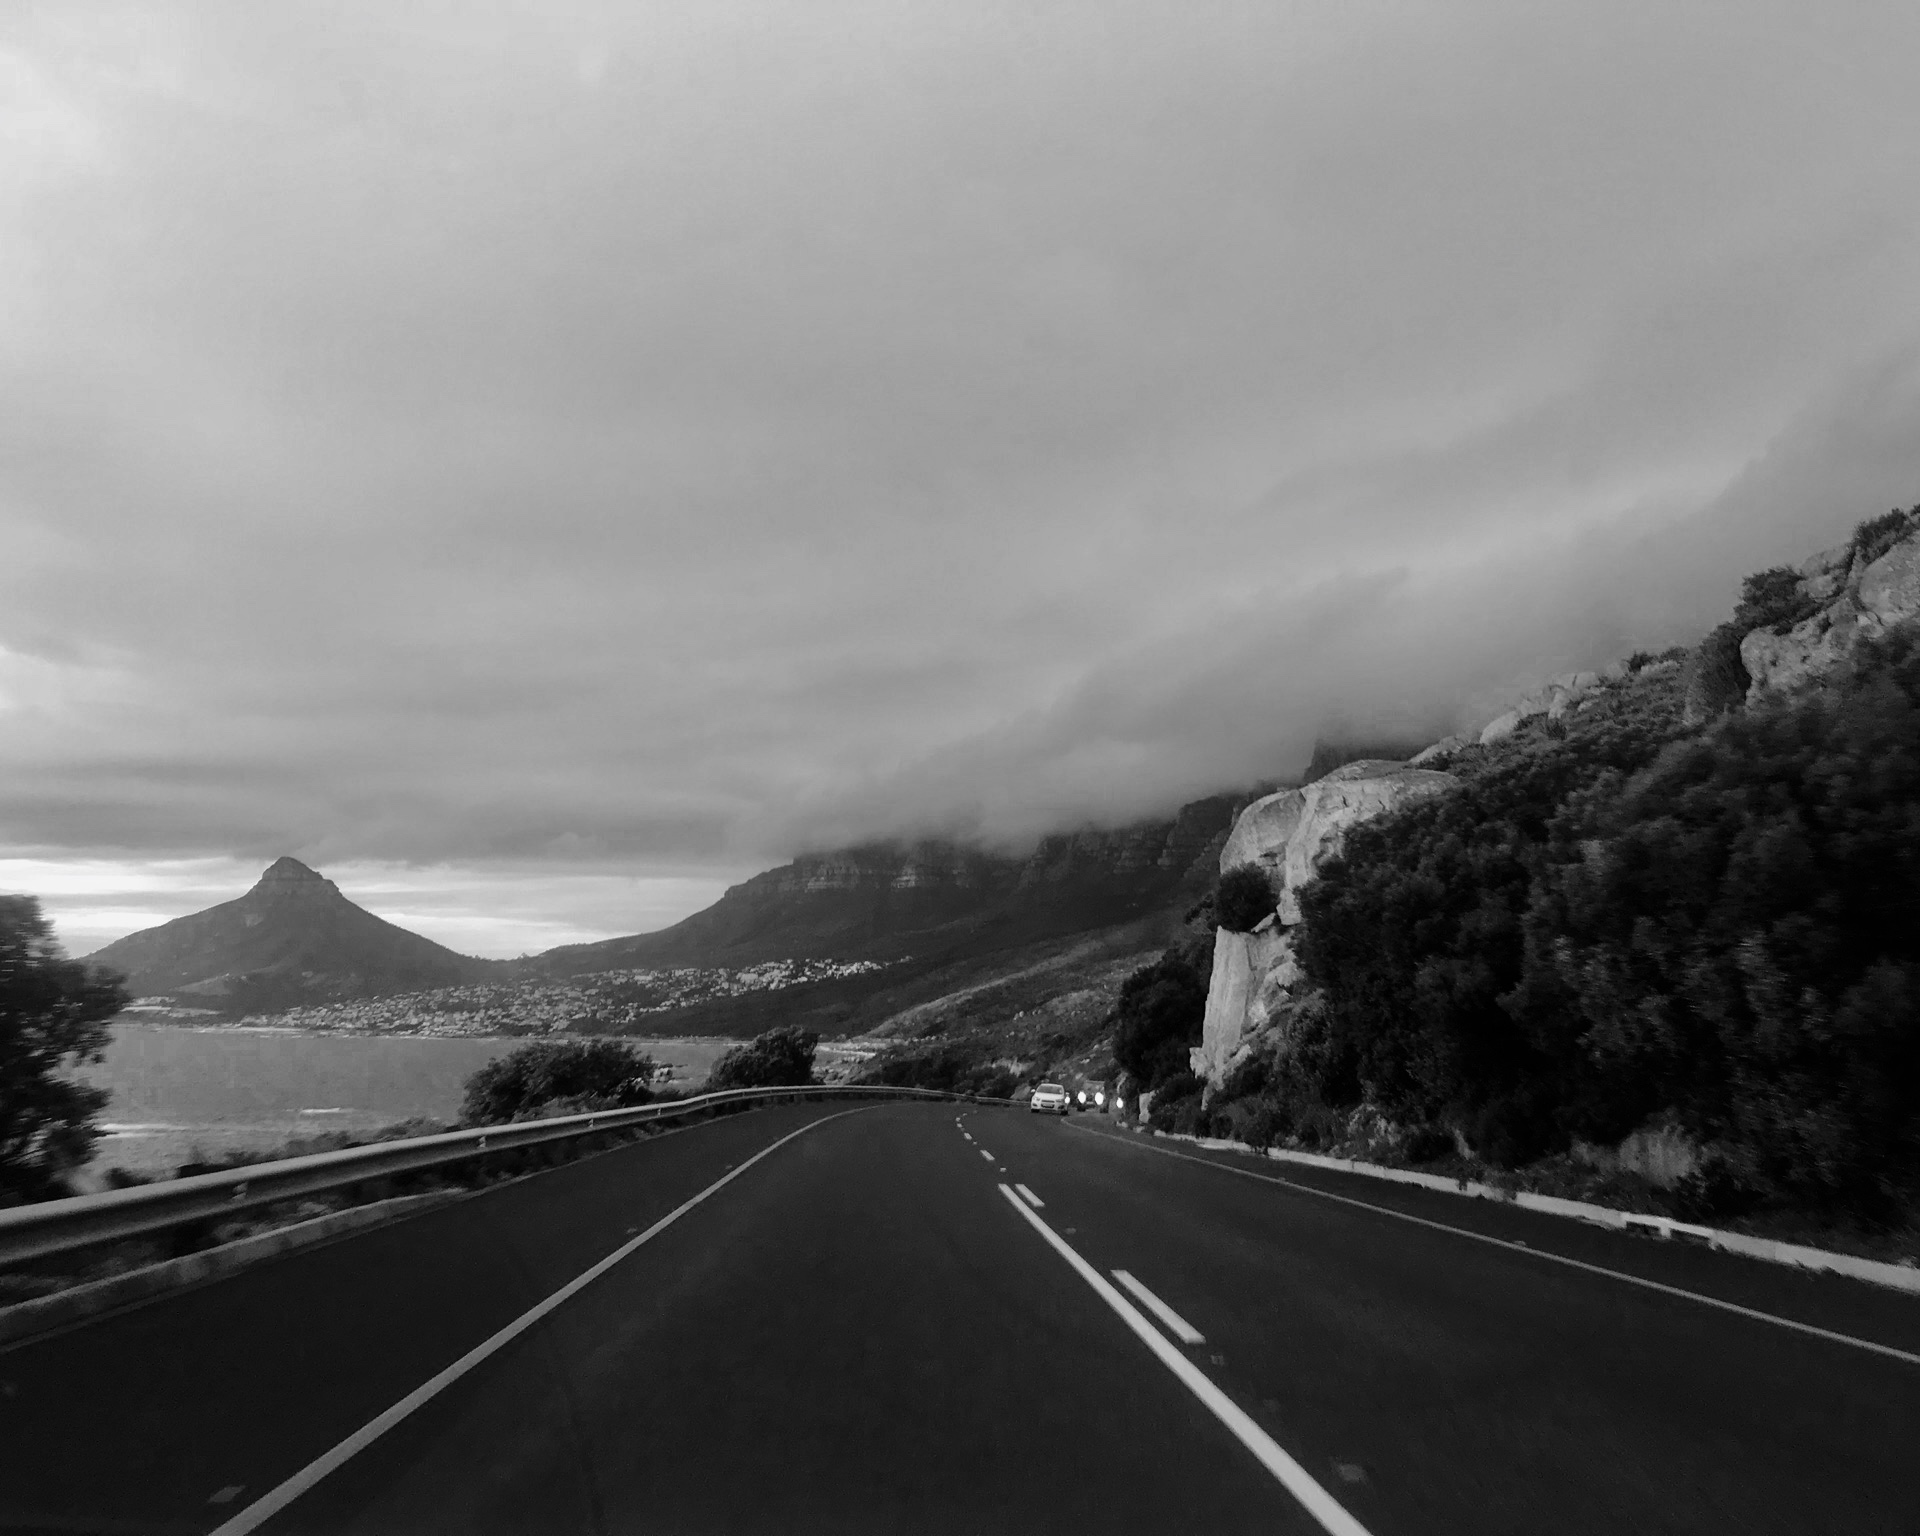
[3,3,1919,950]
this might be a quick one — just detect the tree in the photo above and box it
[1110,943,1210,1089]
[460,1039,655,1126]
[0,897,129,1202]
[708,1025,819,1089]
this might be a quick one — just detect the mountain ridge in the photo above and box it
[537,792,1249,975]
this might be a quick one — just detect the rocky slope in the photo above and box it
[1737,516,1920,700]
[87,858,491,1010]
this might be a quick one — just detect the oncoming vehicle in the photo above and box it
[1028,1082,1070,1116]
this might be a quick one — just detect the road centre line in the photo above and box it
[207,1106,880,1535]
[995,1185,1374,1536]
[1014,1184,1044,1209]
[1089,1129,1920,1370]
[1113,1269,1206,1345]
[978,1148,995,1162]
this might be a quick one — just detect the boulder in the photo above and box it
[1859,534,1920,624]
[1478,709,1522,746]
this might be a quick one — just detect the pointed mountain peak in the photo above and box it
[254,856,329,887]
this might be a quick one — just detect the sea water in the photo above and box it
[76,1022,737,1175]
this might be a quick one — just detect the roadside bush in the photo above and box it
[0,897,128,1202]
[1515,626,1920,1208]
[1110,944,1209,1090]
[461,1039,655,1126]
[708,1025,819,1090]
[1215,864,1277,933]
[1145,1071,1205,1134]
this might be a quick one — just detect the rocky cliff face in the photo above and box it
[1739,525,1920,700]
[1194,761,1455,1086]
[1220,761,1457,924]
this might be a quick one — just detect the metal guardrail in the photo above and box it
[0,1084,1004,1268]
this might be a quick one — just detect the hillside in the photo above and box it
[1091,502,1920,1252]
[87,858,493,1013]
[539,793,1244,974]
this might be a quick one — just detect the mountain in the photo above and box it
[88,857,490,1011]
[539,793,1251,975]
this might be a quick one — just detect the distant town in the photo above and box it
[120,958,891,1038]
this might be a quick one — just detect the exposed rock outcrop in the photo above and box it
[1196,760,1456,1087]
[1220,760,1457,923]
[1740,527,1920,701]
[1476,669,1603,745]
[1191,919,1299,1085]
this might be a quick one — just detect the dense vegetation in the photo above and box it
[1109,934,1211,1090]
[0,898,129,1201]
[1290,624,1920,1216]
[460,1038,655,1125]
[1138,507,1920,1229]
[708,1025,820,1089]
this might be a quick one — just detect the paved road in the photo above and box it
[3,1099,1917,1533]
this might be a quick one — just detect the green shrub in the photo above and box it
[460,1039,655,1126]
[1215,864,1277,933]
[1850,505,1918,567]
[1684,622,1751,719]
[1733,566,1824,635]
[708,1025,819,1089]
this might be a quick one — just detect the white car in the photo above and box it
[1029,1082,1070,1116]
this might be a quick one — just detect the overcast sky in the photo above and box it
[6,2,1920,957]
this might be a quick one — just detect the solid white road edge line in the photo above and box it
[1112,1269,1206,1345]
[208,1106,880,1536]
[1014,1183,1044,1209]
[1093,1130,1920,1370]
[995,1185,1374,1536]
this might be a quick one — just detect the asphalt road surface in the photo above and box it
[3,1099,1917,1534]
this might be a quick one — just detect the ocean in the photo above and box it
[75,1022,737,1176]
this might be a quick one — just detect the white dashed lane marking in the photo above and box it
[996,1186,1373,1536]
[978,1148,994,1162]
[1014,1184,1044,1208]
[1112,1270,1206,1346]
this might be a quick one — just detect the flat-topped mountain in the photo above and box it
[539,794,1247,974]
[88,857,490,1011]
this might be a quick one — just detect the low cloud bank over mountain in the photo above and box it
[5,5,1920,950]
